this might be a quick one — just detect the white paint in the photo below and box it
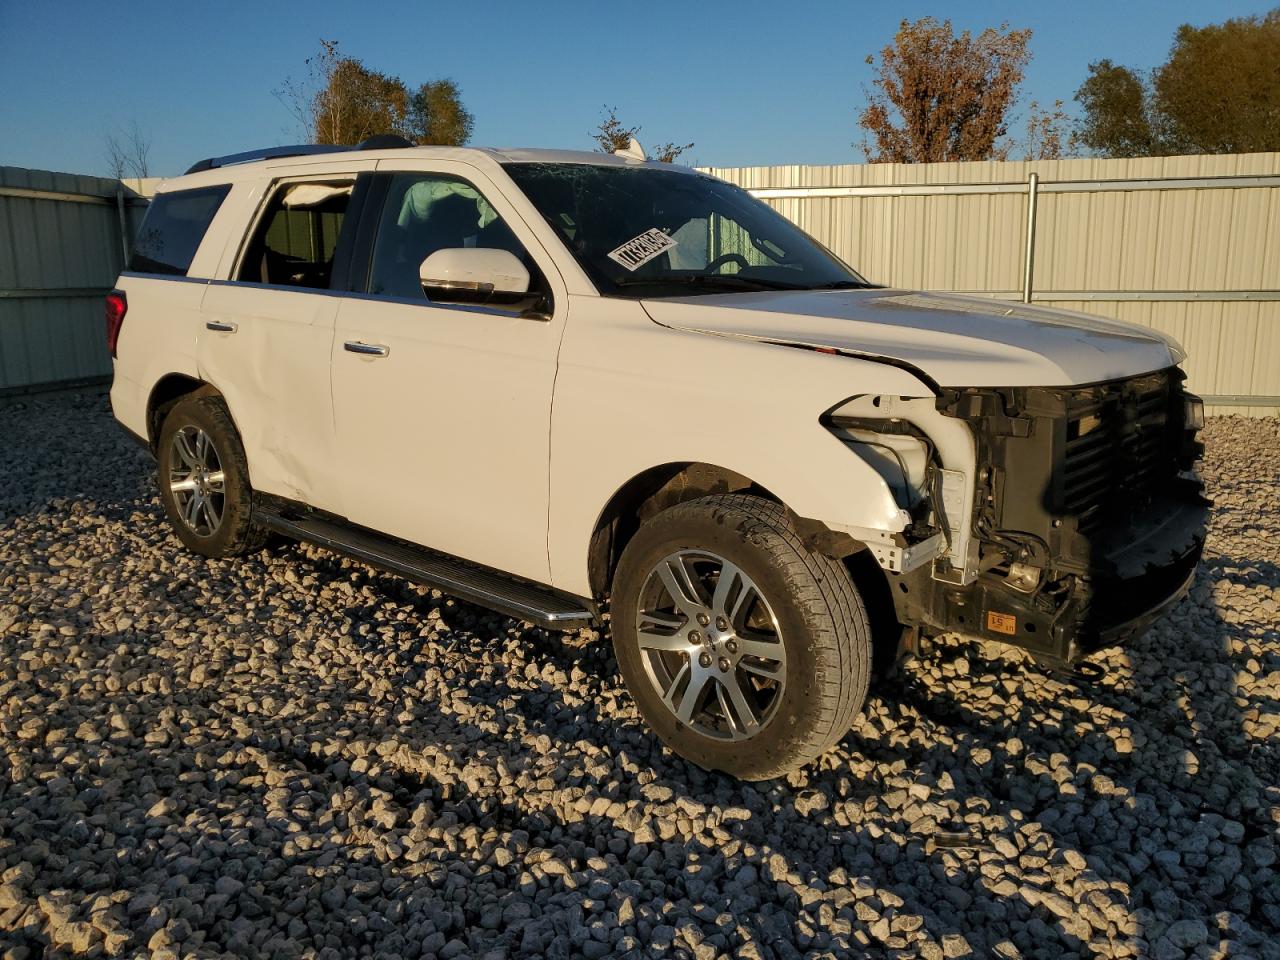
[111,145,1196,603]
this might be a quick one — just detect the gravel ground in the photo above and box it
[0,389,1277,960]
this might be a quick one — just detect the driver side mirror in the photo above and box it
[419,248,535,309]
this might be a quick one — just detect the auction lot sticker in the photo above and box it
[608,229,678,271]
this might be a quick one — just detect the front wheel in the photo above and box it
[610,494,871,780]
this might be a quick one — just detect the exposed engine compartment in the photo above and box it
[889,367,1210,663]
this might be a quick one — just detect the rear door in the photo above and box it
[198,172,371,513]
[329,161,568,585]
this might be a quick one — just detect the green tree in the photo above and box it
[1155,9,1280,153]
[404,79,474,146]
[1074,60,1161,157]
[858,18,1032,163]
[1075,9,1280,157]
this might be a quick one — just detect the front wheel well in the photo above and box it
[587,463,903,663]
[587,463,769,598]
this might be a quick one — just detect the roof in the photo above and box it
[167,144,700,192]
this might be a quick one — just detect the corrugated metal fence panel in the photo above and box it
[704,153,1280,414]
[0,166,152,392]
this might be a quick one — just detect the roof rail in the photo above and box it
[184,135,416,176]
[185,145,345,175]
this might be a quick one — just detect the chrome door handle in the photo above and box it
[205,320,238,333]
[343,340,390,358]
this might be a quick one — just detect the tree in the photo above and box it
[404,79,474,146]
[275,39,344,141]
[652,141,695,164]
[105,120,151,180]
[1074,60,1161,157]
[276,40,475,146]
[590,106,641,154]
[1154,9,1280,154]
[1075,10,1280,157]
[1023,99,1072,160]
[858,18,1032,163]
[590,106,693,163]
[313,57,409,146]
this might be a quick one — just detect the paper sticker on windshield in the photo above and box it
[607,229,678,271]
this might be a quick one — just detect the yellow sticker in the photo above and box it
[987,611,1017,635]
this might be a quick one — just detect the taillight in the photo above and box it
[105,290,127,358]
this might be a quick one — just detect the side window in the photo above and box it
[237,180,353,289]
[129,185,230,276]
[367,173,544,302]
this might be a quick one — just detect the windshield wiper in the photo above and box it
[613,274,807,292]
[807,280,875,290]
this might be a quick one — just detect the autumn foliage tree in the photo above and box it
[590,106,693,163]
[277,40,473,147]
[314,55,409,145]
[858,18,1032,163]
[1023,99,1071,161]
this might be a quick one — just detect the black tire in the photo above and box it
[611,494,871,780]
[156,394,266,558]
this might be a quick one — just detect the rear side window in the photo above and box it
[129,185,230,276]
[237,181,353,289]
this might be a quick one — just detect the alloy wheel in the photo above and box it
[168,426,225,537]
[635,550,787,741]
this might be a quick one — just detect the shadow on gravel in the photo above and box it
[865,556,1279,954]
[3,392,1276,958]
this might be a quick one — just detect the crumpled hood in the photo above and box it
[641,289,1185,388]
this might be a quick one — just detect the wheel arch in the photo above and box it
[145,374,213,447]
[587,461,878,599]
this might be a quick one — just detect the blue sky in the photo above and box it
[0,0,1270,177]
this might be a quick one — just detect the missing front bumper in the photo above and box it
[890,495,1208,664]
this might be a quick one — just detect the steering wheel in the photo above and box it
[706,252,751,274]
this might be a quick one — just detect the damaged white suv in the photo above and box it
[109,138,1208,780]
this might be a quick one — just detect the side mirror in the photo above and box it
[419,248,531,306]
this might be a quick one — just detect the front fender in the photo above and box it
[548,297,937,596]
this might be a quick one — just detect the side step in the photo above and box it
[256,510,597,631]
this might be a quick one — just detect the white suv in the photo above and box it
[109,138,1209,779]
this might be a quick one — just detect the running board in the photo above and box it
[256,510,596,631]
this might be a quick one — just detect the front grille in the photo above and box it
[1060,371,1181,531]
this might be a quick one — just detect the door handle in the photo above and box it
[205,320,238,333]
[343,340,390,358]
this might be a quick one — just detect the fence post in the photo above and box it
[1022,172,1039,304]
[114,184,130,266]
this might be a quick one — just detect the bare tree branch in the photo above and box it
[105,120,152,180]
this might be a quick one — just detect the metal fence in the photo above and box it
[0,167,154,393]
[702,152,1280,415]
[3,155,1279,413]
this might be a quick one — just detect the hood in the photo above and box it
[641,289,1184,388]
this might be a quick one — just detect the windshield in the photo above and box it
[503,163,870,297]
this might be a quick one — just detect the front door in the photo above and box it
[330,164,567,585]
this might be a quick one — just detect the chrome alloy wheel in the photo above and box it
[635,550,787,741]
[168,426,225,536]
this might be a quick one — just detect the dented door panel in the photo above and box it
[196,284,342,512]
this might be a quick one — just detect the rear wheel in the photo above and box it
[611,494,871,780]
[157,395,266,558]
